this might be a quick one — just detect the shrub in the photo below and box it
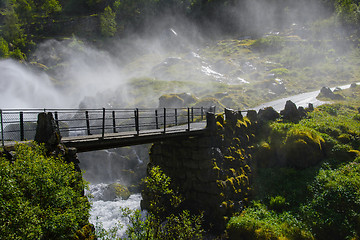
[302,161,360,240]
[251,36,285,53]
[0,37,9,58]
[122,166,204,240]
[270,68,289,76]
[0,143,91,240]
[227,202,313,240]
[269,195,288,212]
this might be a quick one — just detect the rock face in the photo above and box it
[142,109,256,232]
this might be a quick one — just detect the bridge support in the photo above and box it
[142,109,256,232]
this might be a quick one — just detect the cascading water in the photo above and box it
[78,147,149,237]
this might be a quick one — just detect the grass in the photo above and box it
[227,87,360,240]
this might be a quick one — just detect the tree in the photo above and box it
[100,5,117,37]
[1,5,24,43]
[0,37,9,58]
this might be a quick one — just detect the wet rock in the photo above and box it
[258,107,280,122]
[101,183,131,201]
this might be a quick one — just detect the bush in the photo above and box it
[227,202,313,240]
[0,143,91,240]
[122,166,204,240]
[269,195,288,212]
[251,36,285,53]
[302,161,360,240]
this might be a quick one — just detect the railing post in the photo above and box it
[20,111,24,141]
[85,111,91,135]
[201,107,204,120]
[175,109,178,126]
[102,108,106,139]
[187,107,190,131]
[1,110,4,147]
[112,111,117,133]
[155,110,159,129]
[191,107,194,122]
[135,108,139,135]
[163,108,166,134]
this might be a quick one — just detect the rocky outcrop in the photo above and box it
[318,86,344,100]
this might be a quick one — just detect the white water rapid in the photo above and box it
[80,150,145,238]
[88,183,142,237]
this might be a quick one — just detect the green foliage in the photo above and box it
[269,68,289,76]
[269,195,288,212]
[227,202,314,240]
[119,166,203,240]
[0,37,9,57]
[120,207,203,240]
[100,5,117,37]
[335,0,360,27]
[251,36,285,53]
[259,123,325,168]
[142,166,183,216]
[0,143,91,240]
[301,161,360,239]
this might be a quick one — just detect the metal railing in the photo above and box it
[0,106,216,146]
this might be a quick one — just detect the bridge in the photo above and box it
[0,107,216,152]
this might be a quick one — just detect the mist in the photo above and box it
[0,0,351,110]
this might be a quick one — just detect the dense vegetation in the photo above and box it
[0,143,93,240]
[227,86,360,239]
[1,0,360,60]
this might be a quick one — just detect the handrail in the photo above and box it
[0,107,214,143]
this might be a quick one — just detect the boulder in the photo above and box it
[101,183,131,201]
[159,94,185,108]
[280,100,300,122]
[350,83,358,88]
[318,86,344,100]
[298,106,307,119]
[258,107,280,122]
[246,110,257,122]
[34,112,61,149]
[307,103,314,112]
